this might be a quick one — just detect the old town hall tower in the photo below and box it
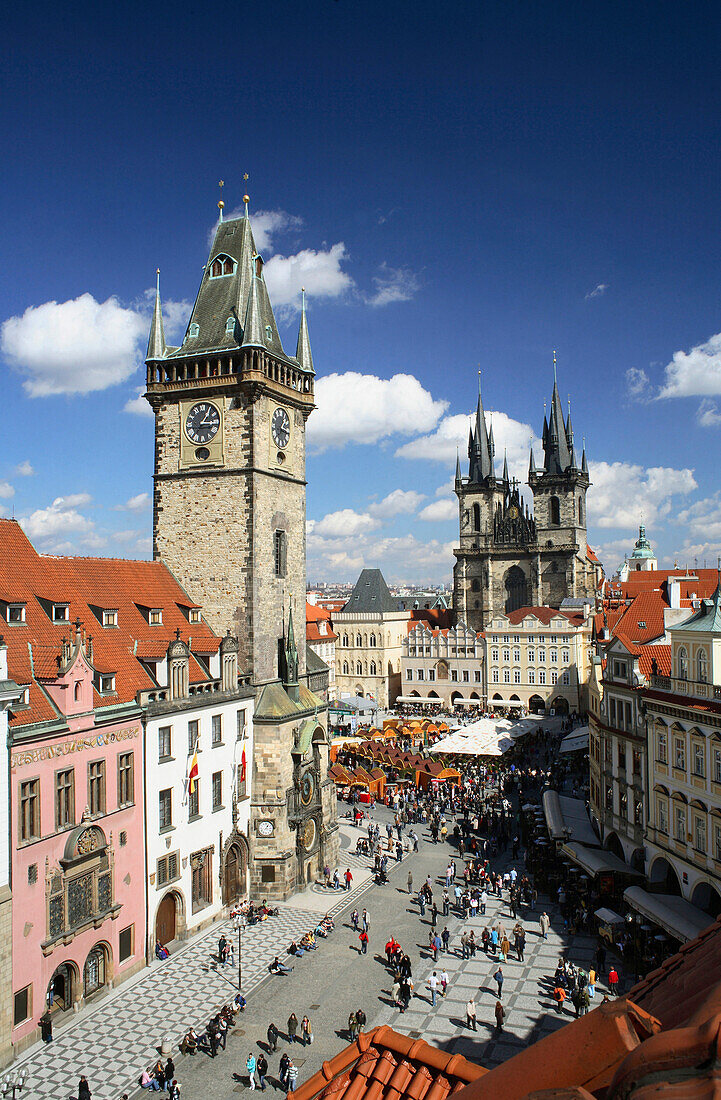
[453,374,595,630]
[144,199,338,898]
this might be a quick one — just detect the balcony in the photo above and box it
[649,674,721,702]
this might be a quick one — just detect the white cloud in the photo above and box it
[310,509,380,538]
[592,539,634,575]
[658,331,721,398]
[626,367,650,399]
[308,372,447,453]
[135,536,153,555]
[15,461,34,477]
[365,264,420,307]
[676,493,721,544]
[264,244,353,309]
[111,529,139,543]
[1,294,148,397]
[211,209,303,255]
[123,386,154,418]
[585,283,608,300]
[587,461,697,529]
[140,289,191,346]
[19,493,94,546]
[368,489,425,520]
[0,482,14,500]
[307,527,455,584]
[396,409,540,487]
[115,492,151,513]
[419,498,456,522]
[697,398,721,428]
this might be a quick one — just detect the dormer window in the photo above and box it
[98,675,116,694]
[265,325,273,342]
[189,609,201,624]
[187,323,200,340]
[102,610,118,628]
[150,609,163,625]
[225,317,235,336]
[210,254,235,278]
[52,604,69,622]
[7,604,25,624]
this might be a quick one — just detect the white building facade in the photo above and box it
[400,621,483,709]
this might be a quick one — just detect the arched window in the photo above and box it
[491,648,499,662]
[528,648,535,663]
[210,254,235,278]
[74,681,82,702]
[342,662,349,675]
[550,496,560,526]
[678,647,688,680]
[578,496,584,525]
[528,669,535,684]
[472,503,481,531]
[342,634,349,647]
[492,669,499,683]
[504,566,527,613]
[538,669,546,685]
[698,649,708,683]
[369,633,376,648]
[550,649,558,664]
[513,648,520,663]
[356,634,362,647]
[471,578,480,592]
[503,669,510,683]
[538,648,546,663]
[370,661,377,675]
[561,648,570,665]
[225,316,235,335]
[356,661,362,675]
[502,648,510,662]
[188,323,199,339]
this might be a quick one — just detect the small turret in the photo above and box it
[295,288,315,375]
[455,449,462,485]
[242,265,266,349]
[502,450,509,485]
[528,447,536,479]
[146,270,166,362]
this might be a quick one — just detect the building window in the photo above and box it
[225,316,235,335]
[55,769,75,829]
[102,610,118,627]
[211,715,223,745]
[514,668,521,684]
[342,634,348,647]
[237,710,246,740]
[188,323,199,339]
[550,649,558,665]
[714,748,721,784]
[550,496,560,525]
[463,670,469,683]
[694,815,706,853]
[189,781,200,819]
[634,798,643,825]
[19,779,40,842]
[119,925,134,963]
[417,670,424,681]
[449,669,456,682]
[513,649,520,663]
[538,669,546,685]
[527,649,534,663]
[156,851,180,887]
[492,669,499,683]
[7,603,26,623]
[675,805,686,841]
[474,669,481,682]
[210,254,235,277]
[562,648,570,664]
[715,823,721,861]
[657,799,668,834]
[150,608,163,625]
[99,675,116,694]
[188,719,199,753]
[632,750,641,777]
[605,785,613,811]
[528,669,535,684]
[618,744,626,770]
[370,661,377,675]
[159,789,172,831]
[159,726,172,760]
[693,743,705,777]
[502,649,509,663]
[472,503,480,531]
[88,761,106,816]
[698,649,708,683]
[491,649,499,663]
[538,649,546,663]
[428,669,435,682]
[613,660,627,680]
[342,661,349,675]
[212,771,223,811]
[561,671,570,684]
[274,530,287,578]
[675,738,686,771]
[356,661,363,675]
[658,729,668,764]
[189,608,202,624]
[406,668,412,681]
[13,987,30,1027]
[502,669,509,683]
[52,603,69,622]
[550,671,558,685]
[191,848,213,913]
[678,647,688,680]
[369,633,376,647]
[118,752,134,806]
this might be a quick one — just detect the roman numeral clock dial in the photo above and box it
[271,407,290,449]
[185,402,220,444]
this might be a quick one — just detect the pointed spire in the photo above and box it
[528,447,536,479]
[242,266,265,349]
[488,417,495,459]
[502,449,509,484]
[543,358,572,474]
[468,372,493,484]
[146,269,166,361]
[295,287,315,375]
[455,448,462,484]
[467,425,474,462]
[284,604,299,701]
[581,435,588,475]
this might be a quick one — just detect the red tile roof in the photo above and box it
[613,591,666,645]
[0,519,225,727]
[637,645,671,678]
[504,606,586,627]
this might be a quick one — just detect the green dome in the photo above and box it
[630,524,655,559]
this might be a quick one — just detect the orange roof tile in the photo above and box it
[505,606,586,627]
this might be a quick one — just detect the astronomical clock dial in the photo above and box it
[257,819,274,837]
[300,771,315,807]
[302,818,316,851]
[185,402,221,444]
[271,407,290,449]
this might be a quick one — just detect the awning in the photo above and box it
[594,907,624,925]
[561,842,645,879]
[395,696,444,706]
[623,886,714,944]
[560,726,590,754]
[543,791,600,847]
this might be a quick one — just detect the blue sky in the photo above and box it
[2,1,721,583]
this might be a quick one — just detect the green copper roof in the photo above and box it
[672,584,721,634]
[630,524,655,560]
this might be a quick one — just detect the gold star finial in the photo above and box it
[218,180,225,221]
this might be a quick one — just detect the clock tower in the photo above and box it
[144,201,338,898]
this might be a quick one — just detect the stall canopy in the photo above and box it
[434,722,514,756]
[561,841,645,879]
[560,725,590,754]
[395,696,445,706]
[543,791,600,847]
[624,886,714,944]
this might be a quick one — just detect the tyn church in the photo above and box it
[144,199,338,898]
[453,377,596,630]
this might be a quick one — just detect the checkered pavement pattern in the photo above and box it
[14,906,320,1100]
[369,879,599,1067]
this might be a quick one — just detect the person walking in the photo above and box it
[428,971,439,1007]
[359,930,369,954]
[408,871,413,894]
[494,1000,506,1032]
[79,1077,91,1100]
[348,1011,358,1041]
[301,1016,312,1046]
[431,903,438,929]
[609,966,619,996]
[588,968,596,999]
[500,935,510,963]
[345,868,353,891]
[279,1054,290,1090]
[554,984,566,1013]
[246,1053,257,1091]
[256,1053,268,1092]
[40,1011,53,1044]
[287,1013,299,1043]
[163,1058,175,1090]
[267,1022,279,1052]
[287,1060,298,1093]
[466,998,477,1031]
[362,908,370,932]
[441,926,450,953]
[540,912,550,939]
[418,891,426,916]
[440,968,449,997]
[356,1008,367,1033]
[494,965,504,999]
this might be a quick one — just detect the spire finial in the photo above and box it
[218,180,224,221]
[243,173,250,217]
[156,267,160,291]
[478,366,481,397]
[302,286,306,311]
[553,349,557,383]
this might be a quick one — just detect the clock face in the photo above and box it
[300,771,315,807]
[185,402,220,444]
[271,407,290,449]
[257,819,274,837]
[508,505,519,519]
[302,818,316,851]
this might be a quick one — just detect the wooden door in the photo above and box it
[225,846,240,903]
[156,893,176,944]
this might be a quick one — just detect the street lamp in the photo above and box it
[625,912,640,982]
[2,1071,27,1100]
[238,917,242,993]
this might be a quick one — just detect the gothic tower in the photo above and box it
[145,201,338,898]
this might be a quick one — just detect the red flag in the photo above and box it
[241,748,247,783]
[188,748,199,794]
